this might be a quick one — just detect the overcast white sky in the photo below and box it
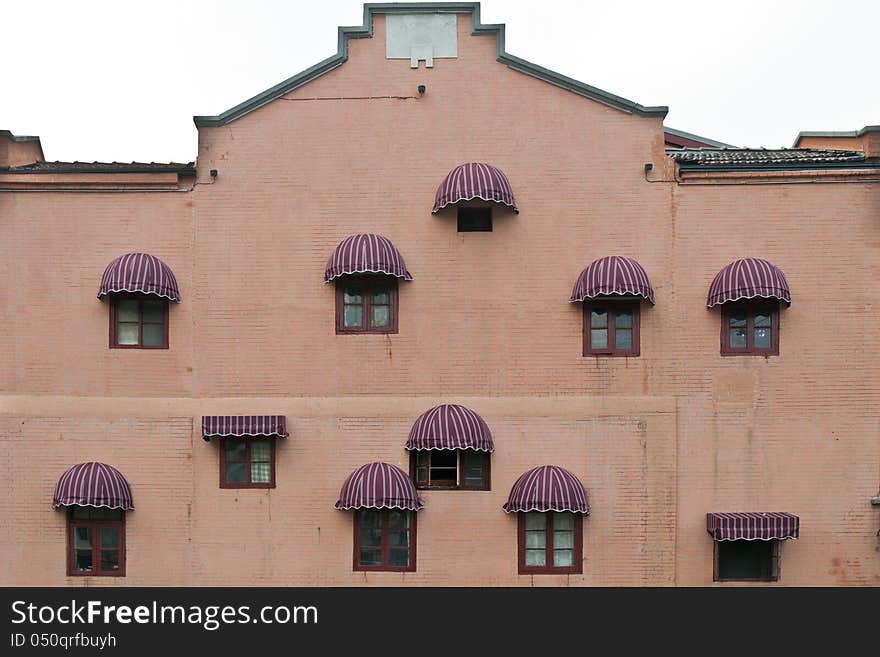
[3,0,877,162]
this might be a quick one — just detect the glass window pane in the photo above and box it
[116,299,139,322]
[225,462,246,483]
[729,310,747,327]
[142,299,165,324]
[360,510,381,528]
[250,441,271,462]
[615,309,633,328]
[590,308,607,329]
[591,329,608,349]
[525,531,547,548]
[371,305,390,327]
[416,452,428,466]
[343,287,362,303]
[116,323,138,345]
[553,549,574,567]
[730,328,747,348]
[251,462,271,483]
[525,513,546,530]
[553,532,574,549]
[360,528,382,548]
[525,549,546,567]
[415,466,427,483]
[554,513,574,530]
[462,452,485,487]
[224,441,246,461]
[371,289,390,305]
[90,508,122,520]
[388,549,409,567]
[616,328,632,350]
[389,511,409,530]
[100,550,120,572]
[754,312,771,328]
[755,328,771,349]
[388,530,409,548]
[100,527,119,549]
[142,324,164,346]
[343,305,363,327]
[359,548,381,566]
[74,550,93,572]
[74,527,92,549]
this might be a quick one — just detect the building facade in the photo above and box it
[2,3,879,586]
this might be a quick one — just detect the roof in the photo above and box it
[2,161,195,174]
[667,147,871,170]
[193,2,667,127]
[793,124,880,147]
[664,127,735,149]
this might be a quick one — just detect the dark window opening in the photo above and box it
[353,508,416,572]
[335,276,398,334]
[67,507,125,577]
[220,438,276,488]
[457,207,492,232]
[110,294,168,349]
[410,450,490,490]
[517,511,583,574]
[714,539,779,582]
[583,299,640,356]
[720,302,779,356]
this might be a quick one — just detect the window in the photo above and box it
[410,450,490,490]
[220,438,276,488]
[720,302,779,356]
[353,509,416,572]
[583,299,640,356]
[110,294,168,349]
[517,511,582,574]
[714,540,779,582]
[67,507,125,577]
[457,207,492,232]
[335,276,398,334]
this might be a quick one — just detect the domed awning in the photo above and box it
[706,512,799,541]
[97,252,181,302]
[335,462,423,511]
[432,163,518,214]
[707,258,790,308]
[53,462,134,510]
[323,234,412,282]
[405,404,494,452]
[201,416,289,441]
[570,256,654,304]
[503,465,590,514]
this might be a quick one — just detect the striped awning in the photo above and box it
[503,465,590,514]
[405,404,494,452]
[335,462,423,511]
[201,416,289,441]
[570,256,655,304]
[53,462,134,510]
[706,512,799,541]
[97,252,181,302]
[707,258,791,308]
[323,233,413,282]
[432,162,518,214]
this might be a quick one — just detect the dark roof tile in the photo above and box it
[2,161,195,173]
[667,148,866,166]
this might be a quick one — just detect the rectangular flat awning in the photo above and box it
[706,512,799,541]
[201,416,288,441]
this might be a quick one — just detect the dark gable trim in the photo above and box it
[193,2,667,127]
[793,124,880,147]
[664,127,735,149]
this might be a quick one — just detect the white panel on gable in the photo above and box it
[385,14,458,68]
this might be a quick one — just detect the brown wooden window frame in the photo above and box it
[583,298,640,357]
[713,539,780,582]
[352,508,417,572]
[335,275,399,334]
[517,511,583,575]
[66,507,126,577]
[409,449,491,491]
[720,301,779,356]
[457,206,493,232]
[109,293,169,349]
[218,437,277,489]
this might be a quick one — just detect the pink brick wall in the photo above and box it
[2,12,879,586]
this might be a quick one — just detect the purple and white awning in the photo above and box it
[323,234,413,282]
[570,256,655,304]
[53,462,134,510]
[503,465,590,514]
[432,163,518,214]
[706,512,799,541]
[201,416,289,441]
[405,404,494,452]
[97,252,181,302]
[707,258,791,307]
[335,462,423,511]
